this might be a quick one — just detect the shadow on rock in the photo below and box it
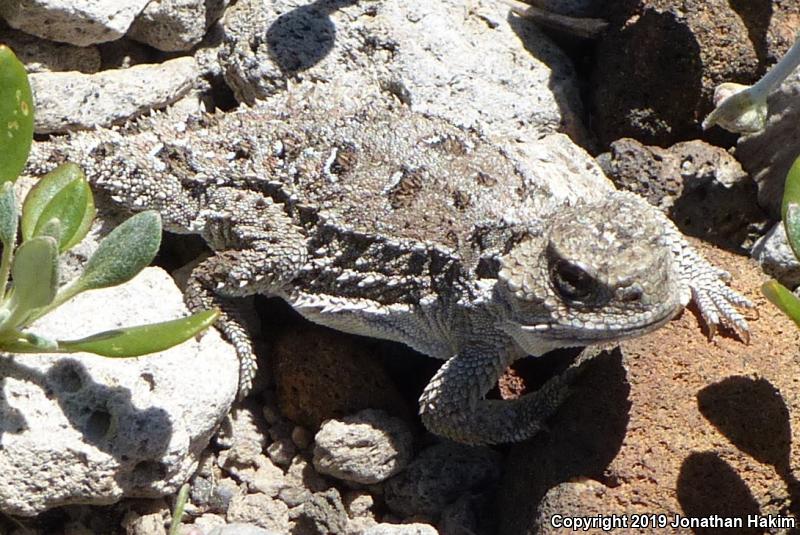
[677,451,761,534]
[590,9,703,146]
[0,357,173,491]
[266,0,359,75]
[728,0,773,69]
[496,348,630,534]
[697,376,800,521]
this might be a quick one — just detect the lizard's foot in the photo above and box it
[678,247,754,343]
[418,344,582,445]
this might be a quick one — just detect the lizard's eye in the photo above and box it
[551,260,594,302]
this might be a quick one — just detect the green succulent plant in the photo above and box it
[0,44,217,356]
[762,154,800,325]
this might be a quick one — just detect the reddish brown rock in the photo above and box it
[272,324,413,431]
[591,0,760,146]
[497,242,800,534]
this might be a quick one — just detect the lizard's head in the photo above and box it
[496,194,683,352]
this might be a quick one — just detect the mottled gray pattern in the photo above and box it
[27,84,751,444]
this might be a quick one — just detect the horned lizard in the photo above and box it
[28,84,752,445]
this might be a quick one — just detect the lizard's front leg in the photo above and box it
[418,342,578,445]
[189,193,308,398]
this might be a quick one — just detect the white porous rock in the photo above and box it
[0,0,151,46]
[0,267,238,516]
[219,0,586,144]
[30,57,198,134]
[313,409,413,485]
[128,0,231,52]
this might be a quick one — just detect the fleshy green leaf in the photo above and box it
[57,309,219,357]
[785,204,800,260]
[21,162,94,250]
[782,154,800,221]
[0,46,34,184]
[2,236,58,330]
[0,181,18,249]
[762,280,800,327]
[72,210,161,294]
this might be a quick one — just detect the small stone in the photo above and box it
[250,458,288,497]
[208,478,242,514]
[121,509,167,535]
[208,524,282,535]
[343,491,375,518]
[280,455,329,507]
[267,437,297,467]
[191,513,226,531]
[128,0,231,51]
[384,443,502,517]
[363,523,439,535]
[292,426,313,450]
[226,494,290,533]
[313,410,414,485]
[294,488,348,535]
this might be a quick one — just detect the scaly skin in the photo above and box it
[27,84,752,444]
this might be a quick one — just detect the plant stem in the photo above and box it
[751,32,800,100]
[168,483,190,535]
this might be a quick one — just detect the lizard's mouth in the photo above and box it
[508,300,681,347]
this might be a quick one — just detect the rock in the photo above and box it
[313,409,414,485]
[496,242,800,534]
[597,138,767,251]
[0,0,151,46]
[291,426,313,450]
[30,57,197,134]
[590,0,759,146]
[272,324,411,430]
[219,0,586,144]
[191,513,226,531]
[438,493,492,535]
[0,267,238,516]
[0,27,101,73]
[208,524,281,535]
[736,69,800,219]
[215,404,269,467]
[363,524,439,535]
[128,0,230,52]
[384,443,503,518]
[294,488,348,535]
[226,494,290,533]
[121,506,167,535]
[249,458,288,497]
[279,454,330,508]
[343,490,374,518]
[266,437,296,468]
[751,222,800,288]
